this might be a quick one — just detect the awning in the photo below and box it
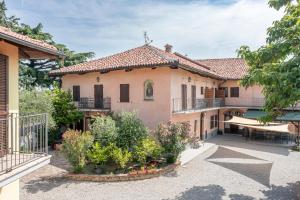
[244,110,300,122]
[226,116,291,133]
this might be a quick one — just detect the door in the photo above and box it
[181,84,187,110]
[94,85,103,109]
[200,113,204,140]
[191,85,196,109]
[0,54,8,155]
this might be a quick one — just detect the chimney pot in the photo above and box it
[164,44,173,53]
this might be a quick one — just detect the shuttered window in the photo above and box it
[201,87,204,95]
[73,86,80,101]
[194,120,198,133]
[230,87,239,97]
[120,84,130,102]
[181,84,187,110]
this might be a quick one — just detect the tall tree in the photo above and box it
[238,0,300,121]
[0,1,95,89]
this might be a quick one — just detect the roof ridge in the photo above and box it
[174,52,212,70]
[196,58,243,61]
[145,44,178,64]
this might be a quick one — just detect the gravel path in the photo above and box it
[20,135,300,200]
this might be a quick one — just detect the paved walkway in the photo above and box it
[20,135,300,200]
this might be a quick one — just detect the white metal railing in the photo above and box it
[172,98,225,113]
[0,113,48,174]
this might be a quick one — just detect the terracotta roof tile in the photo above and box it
[0,26,59,53]
[50,44,222,79]
[196,58,249,79]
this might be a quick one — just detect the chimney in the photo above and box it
[164,44,173,53]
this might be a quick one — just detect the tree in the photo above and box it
[0,1,95,89]
[238,0,300,121]
[51,84,83,128]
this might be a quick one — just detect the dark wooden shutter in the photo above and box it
[181,84,187,110]
[73,86,80,101]
[120,84,129,102]
[201,87,204,95]
[230,87,239,97]
[94,85,103,108]
[0,54,8,154]
[191,85,196,109]
[0,54,7,112]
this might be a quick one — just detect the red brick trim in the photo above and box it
[64,163,179,182]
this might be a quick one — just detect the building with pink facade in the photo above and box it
[50,44,300,141]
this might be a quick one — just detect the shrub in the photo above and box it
[115,111,148,149]
[87,142,108,166]
[109,143,132,169]
[62,130,94,172]
[155,122,190,163]
[133,137,163,166]
[51,84,83,128]
[89,116,117,146]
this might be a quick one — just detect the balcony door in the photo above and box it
[191,85,196,109]
[181,84,187,110]
[94,85,103,109]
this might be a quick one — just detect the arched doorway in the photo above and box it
[224,109,244,134]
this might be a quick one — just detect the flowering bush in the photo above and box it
[155,122,190,163]
[62,130,94,172]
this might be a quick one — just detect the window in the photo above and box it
[194,120,198,133]
[120,84,130,102]
[210,116,214,129]
[181,84,187,110]
[73,85,80,101]
[214,115,218,127]
[230,87,239,97]
[210,115,218,129]
[201,87,204,95]
[144,80,154,100]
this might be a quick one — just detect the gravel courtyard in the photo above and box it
[20,135,300,200]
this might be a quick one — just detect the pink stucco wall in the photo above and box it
[221,80,264,107]
[171,110,219,140]
[62,67,172,129]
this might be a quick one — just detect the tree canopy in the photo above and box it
[0,1,95,89]
[238,0,300,121]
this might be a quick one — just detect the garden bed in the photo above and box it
[64,163,179,182]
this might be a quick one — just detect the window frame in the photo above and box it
[120,84,130,103]
[72,85,80,102]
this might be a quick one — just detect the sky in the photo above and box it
[5,0,283,59]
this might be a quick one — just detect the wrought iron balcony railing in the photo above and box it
[172,98,225,113]
[0,113,48,175]
[77,97,111,110]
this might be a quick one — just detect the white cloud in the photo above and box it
[6,0,283,58]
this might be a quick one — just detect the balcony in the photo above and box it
[77,97,111,111]
[225,97,265,108]
[0,113,49,177]
[172,98,225,113]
